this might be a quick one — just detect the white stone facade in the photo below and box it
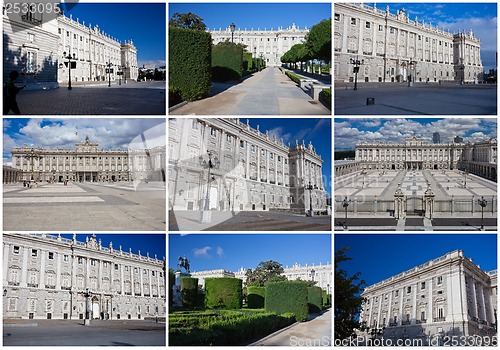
[3,4,138,89]
[168,118,327,214]
[359,250,497,343]
[3,233,166,320]
[334,3,483,83]
[208,24,308,66]
[354,136,497,181]
[11,137,165,183]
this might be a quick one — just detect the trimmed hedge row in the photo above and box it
[205,277,243,310]
[307,286,323,314]
[169,310,296,346]
[320,88,331,110]
[285,70,301,85]
[169,270,175,308]
[180,277,198,309]
[169,27,212,102]
[247,286,266,309]
[212,43,243,82]
[265,281,308,322]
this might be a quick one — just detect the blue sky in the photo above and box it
[3,118,165,166]
[59,233,166,260]
[244,118,332,196]
[169,234,331,272]
[169,3,331,31]
[365,3,497,70]
[335,234,497,288]
[62,2,166,67]
[334,118,497,151]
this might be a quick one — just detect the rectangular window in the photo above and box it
[48,252,54,260]
[78,257,83,264]
[350,18,356,25]
[240,140,244,148]
[251,145,256,153]
[13,246,20,255]
[27,33,35,42]
[421,311,425,320]
[365,22,371,29]
[378,25,383,31]
[407,286,411,293]
[125,266,129,271]
[395,290,399,297]
[115,264,119,271]
[210,128,217,137]
[390,28,395,34]
[26,51,37,74]
[437,276,443,285]
[91,259,96,266]
[31,249,38,257]
[421,281,425,290]
[63,255,69,262]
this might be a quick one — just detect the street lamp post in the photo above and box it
[478,196,487,230]
[230,22,236,43]
[123,66,127,84]
[106,62,113,87]
[84,288,91,325]
[63,51,76,90]
[342,196,351,229]
[310,269,315,282]
[306,182,314,217]
[350,56,364,90]
[118,66,122,86]
[200,151,220,223]
[408,60,417,87]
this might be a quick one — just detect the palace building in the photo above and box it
[208,24,309,66]
[190,262,332,292]
[334,3,483,84]
[350,136,497,181]
[359,250,497,343]
[3,233,166,320]
[168,118,327,215]
[10,136,165,183]
[3,4,138,90]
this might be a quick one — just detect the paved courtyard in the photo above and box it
[6,81,166,115]
[251,310,331,346]
[169,210,331,231]
[3,319,165,346]
[334,169,497,231]
[334,84,497,115]
[170,67,330,115]
[3,182,166,231]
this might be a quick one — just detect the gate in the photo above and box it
[406,195,424,216]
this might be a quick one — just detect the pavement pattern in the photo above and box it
[170,67,330,115]
[3,319,165,346]
[334,84,497,115]
[3,182,166,231]
[7,81,166,115]
[251,310,331,346]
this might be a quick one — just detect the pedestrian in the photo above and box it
[3,71,26,115]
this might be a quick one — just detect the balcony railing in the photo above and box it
[416,319,427,324]
[8,282,19,286]
[433,317,446,322]
[61,286,71,290]
[388,322,398,327]
[45,285,56,289]
[27,283,38,288]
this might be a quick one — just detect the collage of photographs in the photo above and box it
[0,0,498,348]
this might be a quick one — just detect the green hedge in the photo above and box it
[322,290,331,307]
[169,309,296,346]
[308,286,323,314]
[320,88,331,110]
[180,277,198,309]
[265,281,308,322]
[169,27,212,102]
[285,70,301,85]
[247,286,266,309]
[205,278,242,310]
[212,42,243,82]
[253,58,266,72]
[242,51,254,75]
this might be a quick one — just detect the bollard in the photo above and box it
[366,97,375,105]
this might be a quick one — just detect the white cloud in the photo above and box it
[216,246,224,257]
[193,246,212,258]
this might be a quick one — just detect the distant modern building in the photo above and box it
[3,5,138,90]
[359,250,497,344]
[190,262,332,292]
[334,3,483,84]
[432,132,440,144]
[3,233,166,320]
[208,24,309,66]
[169,118,327,214]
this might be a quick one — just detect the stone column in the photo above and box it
[157,272,161,299]
[20,247,29,288]
[387,292,393,327]
[411,283,417,324]
[98,260,103,291]
[376,294,382,328]
[477,283,486,322]
[120,264,125,294]
[398,287,404,325]
[3,244,10,285]
[148,269,152,296]
[140,268,144,296]
[131,267,135,296]
[427,278,433,324]
[56,252,61,289]
[470,278,478,319]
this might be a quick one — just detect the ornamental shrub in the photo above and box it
[308,286,323,314]
[247,286,266,309]
[322,290,331,308]
[265,281,308,322]
[180,277,199,309]
[242,51,254,75]
[211,42,243,82]
[319,88,331,110]
[169,27,212,101]
[285,70,302,85]
[205,277,243,309]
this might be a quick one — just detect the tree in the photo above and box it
[334,247,365,341]
[169,12,207,31]
[305,18,331,62]
[245,260,288,287]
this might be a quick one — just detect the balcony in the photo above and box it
[8,282,19,286]
[433,317,446,322]
[45,285,56,289]
[27,283,38,288]
[388,322,398,327]
[416,319,427,324]
[61,286,71,290]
